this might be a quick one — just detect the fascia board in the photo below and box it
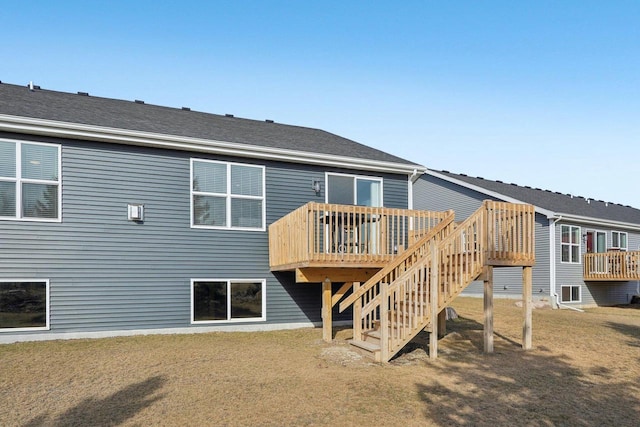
[0,114,426,176]
[426,169,556,218]
[553,213,640,232]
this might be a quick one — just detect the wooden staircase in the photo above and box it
[339,201,535,362]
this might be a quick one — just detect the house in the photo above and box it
[0,82,535,362]
[414,169,640,309]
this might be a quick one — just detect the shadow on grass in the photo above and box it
[23,375,167,427]
[605,321,640,349]
[416,317,640,425]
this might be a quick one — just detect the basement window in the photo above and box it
[0,280,50,331]
[560,285,581,303]
[191,279,265,323]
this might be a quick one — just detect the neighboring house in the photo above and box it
[0,82,425,342]
[414,169,640,308]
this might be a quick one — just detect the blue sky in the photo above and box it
[3,1,639,207]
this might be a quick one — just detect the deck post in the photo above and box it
[522,266,533,350]
[429,240,439,359]
[437,309,447,338]
[483,265,494,353]
[322,277,332,342]
[353,282,362,340]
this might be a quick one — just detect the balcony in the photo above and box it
[268,202,452,276]
[584,251,640,281]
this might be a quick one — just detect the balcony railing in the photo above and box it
[584,251,640,281]
[268,202,452,271]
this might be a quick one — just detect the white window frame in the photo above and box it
[560,284,581,303]
[611,231,628,251]
[190,159,266,231]
[324,172,384,206]
[560,225,581,264]
[190,278,266,324]
[0,139,61,222]
[0,279,50,332]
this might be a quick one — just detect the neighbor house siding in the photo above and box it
[555,220,640,307]
[413,174,551,298]
[0,132,410,336]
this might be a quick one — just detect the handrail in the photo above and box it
[269,202,452,270]
[338,210,455,312]
[584,251,640,281]
[342,200,536,362]
[382,203,488,354]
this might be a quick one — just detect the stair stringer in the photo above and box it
[350,204,489,362]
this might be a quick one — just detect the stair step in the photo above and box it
[348,339,382,362]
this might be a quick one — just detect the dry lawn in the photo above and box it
[1,297,639,426]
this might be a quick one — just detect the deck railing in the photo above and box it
[340,200,536,362]
[584,251,640,281]
[268,202,452,270]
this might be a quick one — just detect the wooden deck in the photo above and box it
[268,202,453,272]
[269,200,537,363]
[584,251,640,281]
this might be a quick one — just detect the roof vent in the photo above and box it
[496,180,503,183]
[441,170,450,173]
[460,173,467,177]
[134,99,144,104]
[77,91,89,96]
[182,107,191,111]
[477,176,484,180]
[28,81,34,91]
[225,114,234,117]
[265,119,274,123]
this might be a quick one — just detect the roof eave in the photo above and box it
[426,169,556,217]
[0,114,425,175]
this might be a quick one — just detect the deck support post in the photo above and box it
[522,266,533,350]
[429,240,439,359]
[322,278,332,343]
[483,265,494,353]
[352,282,362,340]
[437,309,447,338]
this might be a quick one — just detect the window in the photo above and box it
[561,225,581,263]
[326,173,382,207]
[0,140,61,221]
[560,285,581,303]
[191,159,265,230]
[611,231,628,251]
[191,279,265,323]
[0,281,50,331]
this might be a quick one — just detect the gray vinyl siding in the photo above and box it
[413,175,551,299]
[0,133,410,335]
[555,221,640,307]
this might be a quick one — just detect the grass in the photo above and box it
[1,297,639,426]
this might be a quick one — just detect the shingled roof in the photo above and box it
[0,82,418,168]
[431,170,640,225]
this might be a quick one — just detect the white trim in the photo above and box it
[190,159,266,231]
[549,218,558,308]
[0,321,358,344]
[0,114,425,175]
[0,138,61,222]
[0,279,50,332]
[190,278,266,324]
[325,172,384,206]
[555,213,640,233]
